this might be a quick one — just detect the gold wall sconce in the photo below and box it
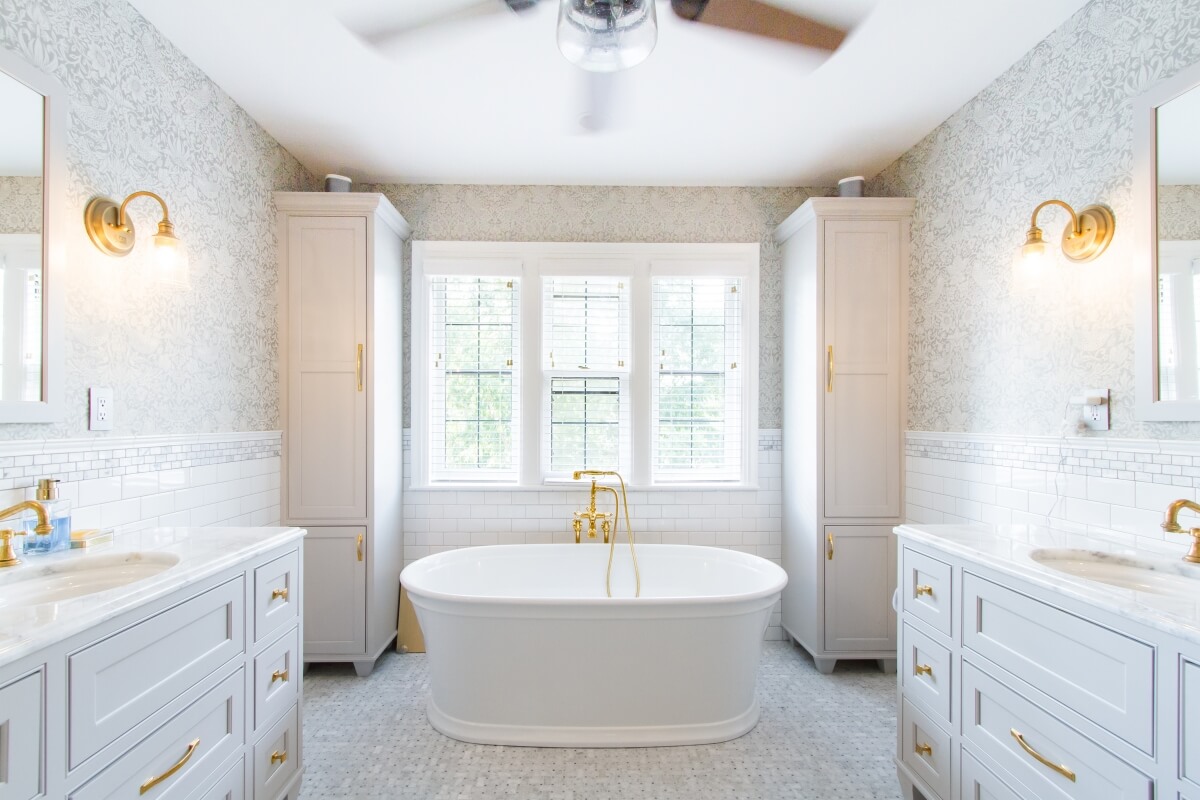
[84,191,189,283]
[1021,199,1115,264]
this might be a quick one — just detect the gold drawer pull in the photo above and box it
[140,738,200,795]
[826,532,834,560]
[271,587,288,601]
[357,343,364,392]
[271,669,289,684]
[915,584,934,597]
[826,345,834,392]
[271,750,288,766]
[357,533,364,562]
[1011,728,1076,783]
[914,663,933,677]
[914,742,933,757]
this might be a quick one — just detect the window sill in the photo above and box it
[408,482,762,493]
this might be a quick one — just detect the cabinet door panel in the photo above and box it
[823,220,901,518]
[0,671,42,800]
[286,216,367,521]
[302,527,366,656]
[823,525,896,652]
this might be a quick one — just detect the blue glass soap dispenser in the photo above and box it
[23,477,71,554]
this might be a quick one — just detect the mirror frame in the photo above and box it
[0,47,65,423]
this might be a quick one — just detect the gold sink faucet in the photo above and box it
[0,500,53,568]
[572,475,615,544]
[1161,499,1200,563]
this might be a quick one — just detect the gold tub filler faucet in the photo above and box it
[0,500,54,568]
[1161,498,1200,563]
[572,470,641,597]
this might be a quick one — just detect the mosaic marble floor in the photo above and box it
[300,641,902,800]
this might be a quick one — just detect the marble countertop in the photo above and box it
[0,526,305,670]
[896,523,1200,645]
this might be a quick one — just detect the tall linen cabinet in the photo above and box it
[275,192,410,677]
[775,197,914,674]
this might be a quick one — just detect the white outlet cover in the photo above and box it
[89,387,113,431]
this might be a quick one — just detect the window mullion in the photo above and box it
[630,268,652,486]
[521,261,542,486]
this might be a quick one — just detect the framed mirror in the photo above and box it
[1135,60,1200,421]
[0,48,65,423]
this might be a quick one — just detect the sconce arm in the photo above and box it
[1029,199,1081,236]
[116,191,171,228]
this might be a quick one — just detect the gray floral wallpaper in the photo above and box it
[0,0,316,439]
[1159,185,1200,241]
[360,183,824,429]
[0,177,41,234]
[872,0,1200,439]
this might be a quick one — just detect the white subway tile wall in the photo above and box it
[906,431,1200,558]
[0,433,281,537]
[402,429,785,639]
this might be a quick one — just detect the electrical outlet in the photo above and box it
[1076,388,1110,432]
[89,387,113,431]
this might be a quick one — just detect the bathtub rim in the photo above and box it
[400,543,788,607]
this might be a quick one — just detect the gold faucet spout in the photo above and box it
[1163,498,1200,533]
[0,500,51,536]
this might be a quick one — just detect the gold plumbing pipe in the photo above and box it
[573,470,641,598]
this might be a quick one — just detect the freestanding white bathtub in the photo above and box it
[400,543,787,747]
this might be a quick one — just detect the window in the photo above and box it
[412,243,758,487]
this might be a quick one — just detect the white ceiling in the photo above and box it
[127,0,1091,187]
[1158,83,1200,186]
[0,70,44,177]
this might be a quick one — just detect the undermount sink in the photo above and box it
[1028,548,1200,595]
[0,552,180,608]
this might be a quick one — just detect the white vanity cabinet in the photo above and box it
[0,532,304,800]
[775,198,914,673]
[894,526,1200,800]
[275,192,409,677]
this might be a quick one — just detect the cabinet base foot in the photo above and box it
[813,657,837,674]
[353,659,376,677]
[877,658,896,674]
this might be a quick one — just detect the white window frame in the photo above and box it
[412,241,759,488]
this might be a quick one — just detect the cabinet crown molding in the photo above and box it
[774,197,916,243]
[273,191,412,239]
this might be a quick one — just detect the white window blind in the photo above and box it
[652,277,742,482]
[429,276,520,481]
[542,276,630,476]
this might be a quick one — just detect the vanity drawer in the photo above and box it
[0,671,43,800]
[1184,659,1200,788]
[70,668,245,800]
[900,697,951,800]
[254,703,299,800]
[254,550,299,644]
[901,622,952,724]
[962,572,1155,754]
[198,757,245,800]
[902,547,952,639]
[254,626,300,732]
[68,577,245,769]
[962,660,1152,800]
[960,748,1024,800]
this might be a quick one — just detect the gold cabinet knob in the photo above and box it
[915,584,934,597]
[915,742,933,757]
[271,587,288,601]
[914,664,933,677]
[271,750,288,765]
[271,669,289,684]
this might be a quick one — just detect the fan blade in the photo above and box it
[352,0,538,47]
[670,0,846,51]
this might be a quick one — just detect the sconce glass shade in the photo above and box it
[1021,226,1048,261]
[557,0,657,72]
[151,221,189,287]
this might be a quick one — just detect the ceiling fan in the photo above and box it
[350,0,848,130]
